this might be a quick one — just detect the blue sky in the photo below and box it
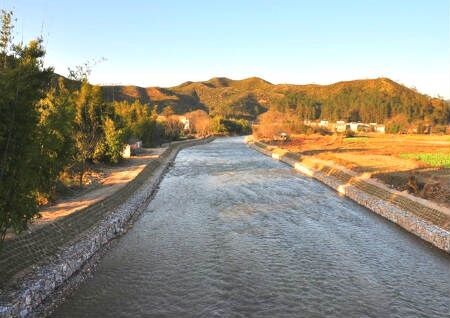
[5,0,450,97]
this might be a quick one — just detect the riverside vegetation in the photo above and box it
[0,12,249,245]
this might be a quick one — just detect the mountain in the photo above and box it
[95,76,449,124]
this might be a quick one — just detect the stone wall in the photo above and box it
[247,140,450,254]
[0,137,214,318]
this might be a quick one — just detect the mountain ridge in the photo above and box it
[62,75,448,123]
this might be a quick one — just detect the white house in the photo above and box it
[335,120,347,132]
[319,120,329,127]
[122,144,131,158]
[178,116,190,131]
[376,125,385,133]
[349,122,360,132]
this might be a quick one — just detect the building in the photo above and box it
[375,125,385,133]
[349,122,360,132]
[122,144,131,158]
[335,120,347,132]
[178,116,190,131]
[319,120,329,127]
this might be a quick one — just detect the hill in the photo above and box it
[96,77,449,124]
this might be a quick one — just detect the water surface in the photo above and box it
[52,137,450,317]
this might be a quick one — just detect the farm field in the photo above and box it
[267,133,450,207]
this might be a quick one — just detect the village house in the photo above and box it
[122,138,143,158]
[319,120,329,127]
[375,124,385,133]
[349,122,360,132]
[335,120,347,132]
[178,116,190,131]
[304,119,385,134]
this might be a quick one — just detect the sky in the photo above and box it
[4,0,450,98]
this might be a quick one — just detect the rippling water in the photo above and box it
[52,137,450,318]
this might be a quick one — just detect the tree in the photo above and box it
[36,78,75,200]
[73,81,105,187]
[0,10,53,240]
[97,118,125,164]
[113,100,165,146]
[210,116,228,134]
[0,10,13,68]
[186,110,211,136]
[162,118,184,141]
[161,105,175,117]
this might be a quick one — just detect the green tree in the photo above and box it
[36,78,75,200]
[96,118,125,164]
[0,10,53,240]
[210,116,227,134]
[73,81,105,187]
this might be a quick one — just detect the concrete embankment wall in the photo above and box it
[0,137,214,318]
[247,139,450,254]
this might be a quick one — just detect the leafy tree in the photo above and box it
[113,100,165,146]
[210,116,228,134]
[36,78,75,200]
[0,11,53,240]
[162,118,184,141]
[96,118,125,164]
[161,105,175,117]
[73,81,106,187]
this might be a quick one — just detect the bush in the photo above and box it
[344,129,356,138]
[210,116,251,135]
[312,126,332,135]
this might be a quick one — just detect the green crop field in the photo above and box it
[343,136,369,142]
[399,153,450,168]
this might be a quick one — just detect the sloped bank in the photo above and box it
[246,138,450,254]
[0,137,214,318]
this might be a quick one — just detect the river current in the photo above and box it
[52,137,450,317]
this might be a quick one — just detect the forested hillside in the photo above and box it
[100,77,450,124]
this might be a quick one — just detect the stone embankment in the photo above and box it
[246,137,450,254]
[0,137,214,318]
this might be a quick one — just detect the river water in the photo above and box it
[52,137,450,318]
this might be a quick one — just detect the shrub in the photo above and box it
[344,129,356,138]
[312,126,332,135]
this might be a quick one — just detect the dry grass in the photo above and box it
[266,133,450,207]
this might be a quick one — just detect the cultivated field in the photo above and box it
[266,134,450,207]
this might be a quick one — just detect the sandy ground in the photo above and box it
[36,147,166,226]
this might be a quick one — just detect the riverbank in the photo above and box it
[261,134,450,208]
[0,137,214,318]
[246,137,450,253]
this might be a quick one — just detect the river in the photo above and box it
[51,137,450,317]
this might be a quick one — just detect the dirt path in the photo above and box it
[36,147,166,226]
